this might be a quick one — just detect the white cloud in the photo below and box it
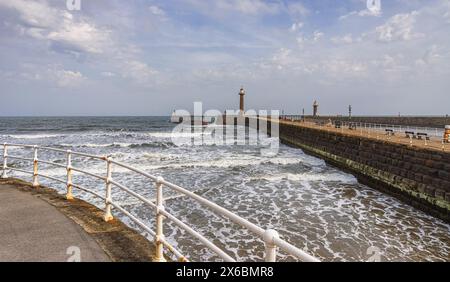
[339,7,381,20]
[286,2,310,17]
[0,0,60,28]
[47,21,111,54]
[149,5,165,16]
[56,70,85,87]
[188,0,280,16]
[375,11,423,42]
[228,0,280,15]
[0,0,110,54]
[295,30,325,47]
[313,31,324,42]
[331,34,353,44]
[444,1,450,23]
[0,0,160,87]
[415,45,442,66]
[290,22,303,32]
[101,72,116,77]
[322,59,368,78]
[122,60,158,84]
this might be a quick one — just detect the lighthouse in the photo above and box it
[313,100,319,117]
[239,87,245,114]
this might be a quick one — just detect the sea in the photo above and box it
[0,116,449,262]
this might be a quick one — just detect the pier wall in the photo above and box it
[303,116,449,128]
[251,119,450,222]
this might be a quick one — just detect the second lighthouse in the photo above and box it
[239,87,245,114]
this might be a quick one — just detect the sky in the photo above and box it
[0,0,449,116]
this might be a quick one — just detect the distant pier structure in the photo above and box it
[239,87,245,114]
[313,100,319,117]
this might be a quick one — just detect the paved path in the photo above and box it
[0,184,110,262]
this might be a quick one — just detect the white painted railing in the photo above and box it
[280,116,446,139]
[0,143,319,262]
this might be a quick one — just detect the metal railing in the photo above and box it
[279,116,449,148]
[280,116,446,139]
[0,143,319,262]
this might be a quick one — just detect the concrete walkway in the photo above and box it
[0,184,109,262]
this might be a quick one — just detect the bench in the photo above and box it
[335,121,342,129]
[417,133,430,141]
[405,131,415,138]
[348,123,357,130]
[385,129,395,136]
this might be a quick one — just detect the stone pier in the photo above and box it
[249,118,450,223]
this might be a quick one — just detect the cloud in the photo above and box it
[149,5,165,16]
[186,0,281,16]
[0,0,59,28]
[339,10,380,20]
[0,0,159,87]
[331,34,353,44]
[5,63,85,88]
[290,22,303,32]
[415,45,442,66]
[313,31,324,42]
[220,0,280,15]
[56,70,85,87]
[0,0,110,54]
[47,21,111,54]
[122,60,158,84]
[339,5,382,21]
[286,2,310,17]
[1,0,449,115]
[101,71,116,77]
[375,11,423,42]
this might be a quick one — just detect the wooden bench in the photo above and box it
[385,129,394,136]
[405,131,415,138]
[417,133,430,141]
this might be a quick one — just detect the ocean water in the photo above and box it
[0,116,449,262]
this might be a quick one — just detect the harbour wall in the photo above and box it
[248,118,450,222]
[301,116,449,128]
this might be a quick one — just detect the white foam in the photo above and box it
[146,132,204,138]
[249,172,357,184]
[5,134,62,139]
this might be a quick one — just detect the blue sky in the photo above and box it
[0,0,449,116]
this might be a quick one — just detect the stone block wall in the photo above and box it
[253,119,450,222]
[305,116,449,128]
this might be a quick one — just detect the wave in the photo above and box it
[248,172,357,184]
[59,141,174,149]
[140,157,308,169]
[146,132,204,138]
[5,134,63,139]
[27,156,316,177]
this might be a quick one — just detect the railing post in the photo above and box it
[155,176,166,262]
[1,143,8,179]
[32,146,39,187]
[263,229,279,262]
[66,150,73,200]
[104,157,113,222]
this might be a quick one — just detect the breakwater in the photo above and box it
[248,118,450,223]
[302,116,449,128]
